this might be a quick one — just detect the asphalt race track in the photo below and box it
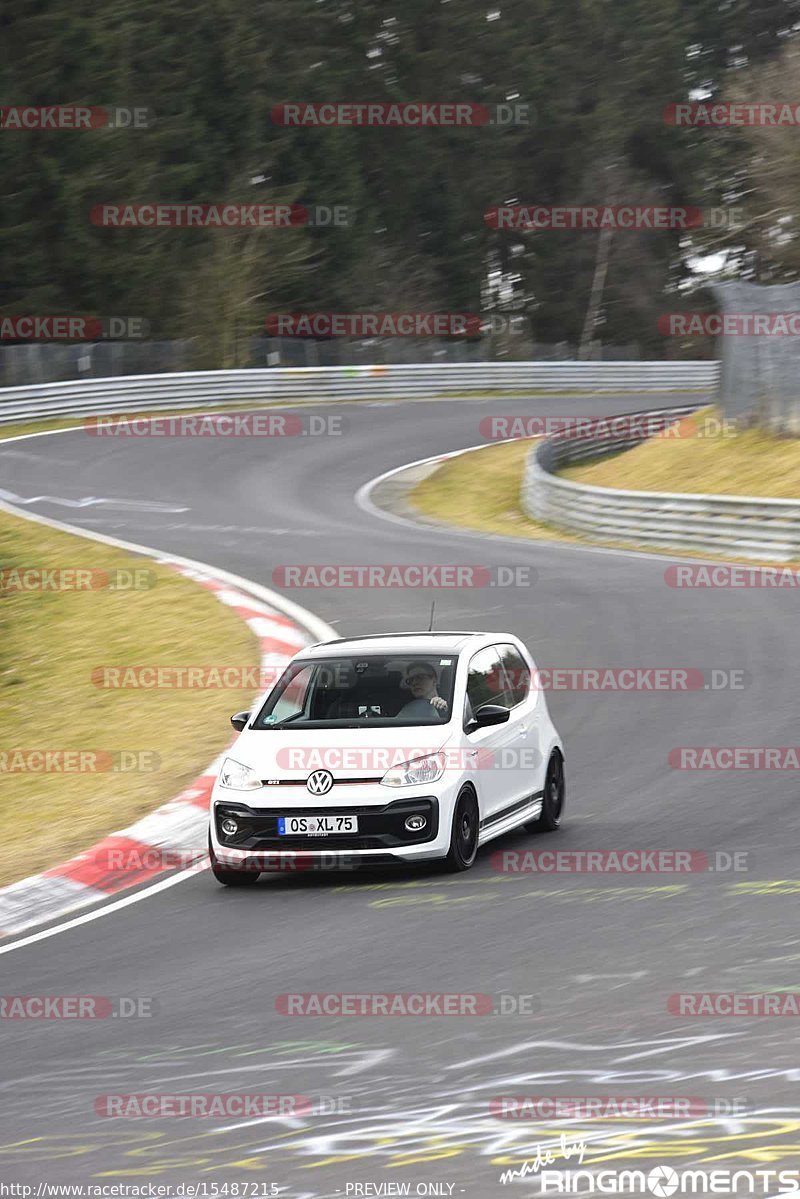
[1,394,799,1196]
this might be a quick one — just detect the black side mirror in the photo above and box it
[230,711,250,732]
[470,704,510,729]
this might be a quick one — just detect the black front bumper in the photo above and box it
[214,796,439,852]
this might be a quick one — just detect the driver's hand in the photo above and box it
[430,696,448,711]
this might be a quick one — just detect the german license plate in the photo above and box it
[277,815,358,836]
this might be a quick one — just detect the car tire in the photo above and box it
[444,788,480,872]
[208,836,260,887]
[528,751,564,832]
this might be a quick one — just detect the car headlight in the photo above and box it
[219,757,261,791]
[381,752,445,788]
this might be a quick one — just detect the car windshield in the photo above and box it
[252,654,458,729]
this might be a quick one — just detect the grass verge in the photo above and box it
[411,439,574,543]
[0,507,259,887]
[409,414,800,565]
[561,408,800,499]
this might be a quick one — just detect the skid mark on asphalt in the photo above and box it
[45,518,324,536]
[0,487,189,512]
[2,1105,798,1182]
[3,1035,799,1185]
[366,885,691,908]
[327,876,800,909]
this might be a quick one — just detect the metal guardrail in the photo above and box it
[523,406,800,561]
[0,362,719,425]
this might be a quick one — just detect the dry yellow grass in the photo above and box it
[409,417,800,567]
[412,440,573,542]
[561,408,800,499]
[0,507,260,886]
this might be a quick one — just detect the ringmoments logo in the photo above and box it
[535,1166,800,1194]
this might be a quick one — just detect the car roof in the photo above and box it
[296,631,517,658]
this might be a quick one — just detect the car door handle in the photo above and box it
[518,726,528,737]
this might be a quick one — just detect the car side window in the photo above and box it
[496,644,531,707]
[466,646,508,718]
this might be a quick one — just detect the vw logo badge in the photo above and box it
[307,769,334,795]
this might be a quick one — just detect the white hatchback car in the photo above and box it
[208,631,565,884]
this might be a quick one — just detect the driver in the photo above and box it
[397,661,449,721]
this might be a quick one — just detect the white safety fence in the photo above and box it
[523,406,800,561]
[0,362,719,425]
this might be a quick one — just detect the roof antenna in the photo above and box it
[428,601,436,632]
